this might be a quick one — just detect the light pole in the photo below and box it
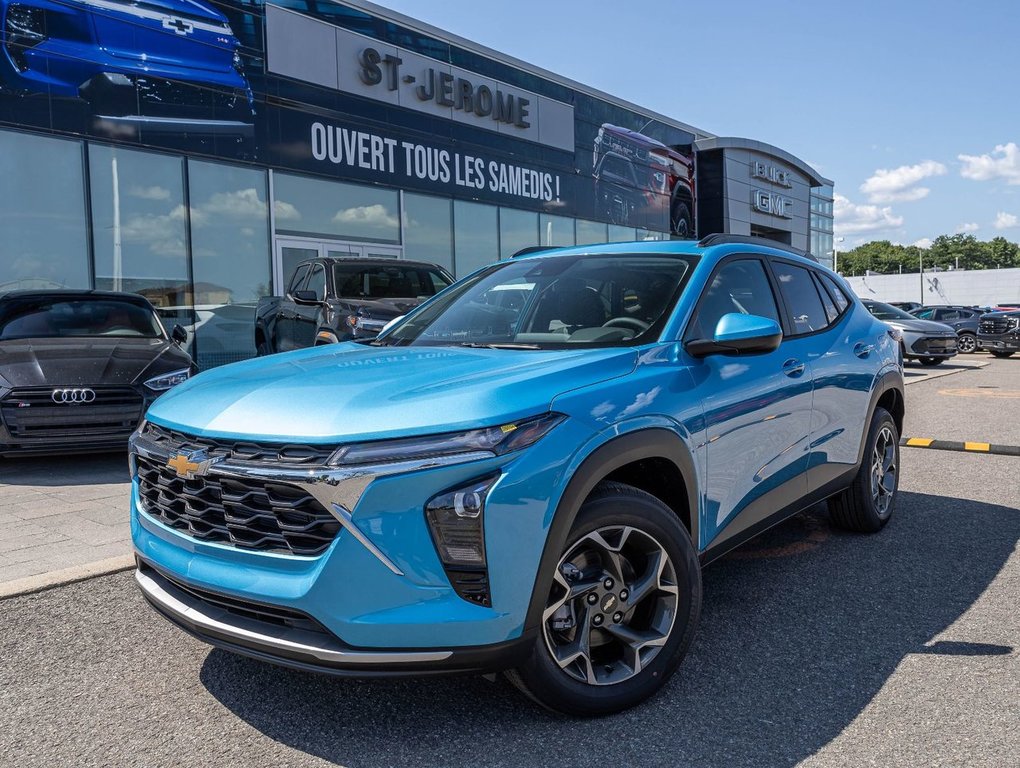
[833,236,844,273]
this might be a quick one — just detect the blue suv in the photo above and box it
[0,0,254,138]
[130,236,905,715]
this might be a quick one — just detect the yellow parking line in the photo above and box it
[964,442,991,452]
[906,437,934,447]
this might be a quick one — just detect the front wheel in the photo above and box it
[956,333,977,354]
[828,407,899,532]
[506,482,701,716]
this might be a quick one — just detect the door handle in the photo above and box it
[782,358,805,378]
[854,342,875,359]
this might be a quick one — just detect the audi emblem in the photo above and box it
[51,388,97,404]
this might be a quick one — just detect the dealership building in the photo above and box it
[0,0,833,368]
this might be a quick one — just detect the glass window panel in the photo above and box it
[307,264,327,302]
[89,146,188,318]
[188,160,270,368]
[540,213,575,247]
[0,130,89,291]
[576,219,608,245]
[284,250,316,293]
[636,229,668,241]
[454,201,499,277]
[274,173,399,243]
[688,259,780,340]
[772,261,829,335]
[403,193,452,271]
[499,207,538,260]
[608,224,637,243]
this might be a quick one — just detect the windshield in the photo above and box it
[0,298,165,340]
[334,264,451,300]
[376,253,696,349]
[864,301,916,321]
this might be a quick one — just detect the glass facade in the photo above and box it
[273,173,400,243]
[810,184,835,269]
[454,201,499,276]
[403,193,453,271]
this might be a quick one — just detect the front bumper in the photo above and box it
[903,331,957,359]
[136,559,534,676]
[977,334,1020,352]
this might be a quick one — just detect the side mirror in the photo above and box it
[171,324,189,345]
[685,313,782,357]
[292,289,321,305]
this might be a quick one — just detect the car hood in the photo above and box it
[883,318,956,334]
[0,338,192,389]
[147,342,638,442]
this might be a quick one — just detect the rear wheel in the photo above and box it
[956,333,977,354]
[829,407,899,533]
[990,350,1015,358]
[507,482,701,716]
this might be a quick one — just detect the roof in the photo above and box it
[0,289,154,305]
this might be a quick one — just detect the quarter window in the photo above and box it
[811,272,839,324]
[772,261,828,335]
[688,259,780,340]
[818,273,850,314]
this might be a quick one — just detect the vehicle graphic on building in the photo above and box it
[593,123,696,238]
[0,0,255,141]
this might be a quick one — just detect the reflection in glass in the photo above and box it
[189,160,271,368]
[540,214,575,247]
[403,193,453,271]
[0,130,89,291]
[609,224,638,243]
[454,201,498,277]
[576,219,608,245]
[499,208,538,260]
[274,172,400,243]
[89,145,188,316]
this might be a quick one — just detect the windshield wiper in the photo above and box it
[458,342,541,350]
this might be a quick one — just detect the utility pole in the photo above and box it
[919,250,923,304]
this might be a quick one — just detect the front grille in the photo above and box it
[143,422,337,464]
[0,387,143,444]
[139,560,329,635]
[911,336,957,355]
[980,316,1015,334]
[136,78,249,120]
[135,452,341,557]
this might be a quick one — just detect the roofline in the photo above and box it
[693,137,833,187]
[0,289,152,301]
[332,0,716,142]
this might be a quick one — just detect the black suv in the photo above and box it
[978,311,1020,358]
[910,306,981,354]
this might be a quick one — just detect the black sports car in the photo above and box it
[0,290,196,455]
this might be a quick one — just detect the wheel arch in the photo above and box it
[522,428,699,634]
[858,368,905,465]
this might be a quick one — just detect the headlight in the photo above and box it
[329,412,565,466]
[144,368,191,392]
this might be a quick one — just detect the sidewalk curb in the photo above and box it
[0,554,135,600]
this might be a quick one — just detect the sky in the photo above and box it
[371,0,1020,251]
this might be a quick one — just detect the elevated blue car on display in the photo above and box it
[0,0,254,138]
[129,236,905,715]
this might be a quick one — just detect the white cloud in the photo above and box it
[859,160,946,203]
[833,194,904,236]
[273,200,301,222]
[956,222,979,234]
[994,211,1019,229]
[128,185,171,201]
[334,204,399,230]
[959,143,1020,185]
[912,238,933,248]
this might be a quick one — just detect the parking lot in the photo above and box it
[1,356,1018,767]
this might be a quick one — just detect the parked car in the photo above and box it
[977,310,1020,357]
[0,0,255,141]
[254,258,454,354]
[909,305,981,353]
[888,301,922,313]
[131,236,904,716]
[0,290,194,455]
[862,300,958,366]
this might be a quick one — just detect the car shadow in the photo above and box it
[199,491,1018,767]
[0,452,129,487]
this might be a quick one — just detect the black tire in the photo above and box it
[918,357,943,366]
[956,333,977,354]
[506,481,701,716]
[670,200,693,239]
[828,407,899,533]
[989,350,1015,358]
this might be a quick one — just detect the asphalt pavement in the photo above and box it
[0,357,1018,767]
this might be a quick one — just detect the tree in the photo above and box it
[837,234,1020,274]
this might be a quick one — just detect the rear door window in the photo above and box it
[771,261,829,335]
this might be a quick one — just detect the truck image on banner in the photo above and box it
[0,0,255,146]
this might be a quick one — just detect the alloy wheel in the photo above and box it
[957,334,977,354]
[542,525,678,686]
[870,425,897,518]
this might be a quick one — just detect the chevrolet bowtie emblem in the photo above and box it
[166,451,220,479]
